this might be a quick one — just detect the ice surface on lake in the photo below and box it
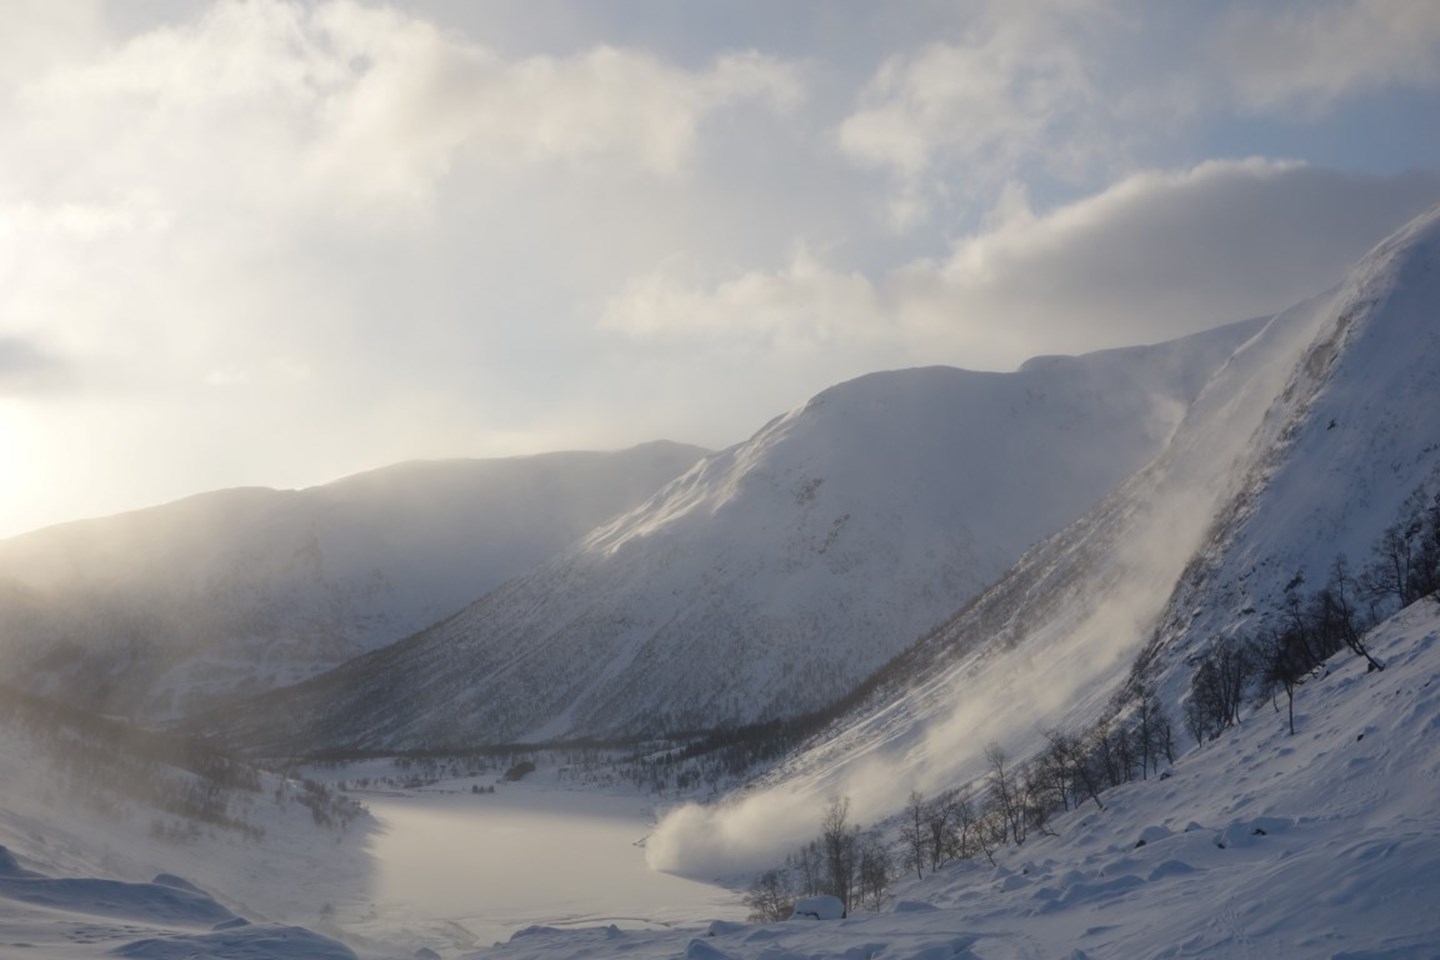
[361,783,744,950]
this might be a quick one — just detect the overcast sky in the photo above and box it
[2,0,1439,537]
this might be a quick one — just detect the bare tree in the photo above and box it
[899,790,927,880]
[927,791,960,869]
[946,793,980,863]
[1035,735,1073,812]
[971,800,1006,867]
[743,868,793,922]
[1364,520,1420,610]
[985,743,1025,845]
[1132,686,1172,778]
[857,836,893,912]
[1324,555,1383,671]
[1188,636,1254,742]
[820,796,859,911]
[1044,730,1104,811]
[1021,764,1057,838]
[787,841,822,897]
[1258,625,1317,735]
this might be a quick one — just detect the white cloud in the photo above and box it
[1,0,1438,542]
[837,10,1116,228]
[0,0,105,90]
[903,160,1440,357]
[601,248,885,349]
[0,0,809,537]
[8,0,803,215]
[0,337,65,396]
[1215,0,1440,113]
[0,0,809,386]
[603,161,1440,371]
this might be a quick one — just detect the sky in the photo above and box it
[1,0,1439,538]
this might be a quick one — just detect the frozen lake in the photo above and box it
[357,783,745,951]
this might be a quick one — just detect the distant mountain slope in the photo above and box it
[212,320,1260,753]
[0,441,707,720]
[743,203,1440,818]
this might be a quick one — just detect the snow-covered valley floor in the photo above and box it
[1,599,1437,959]
[341,782,745,953]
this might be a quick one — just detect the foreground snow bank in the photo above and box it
[114,924,357,959]
[0,849,357,959]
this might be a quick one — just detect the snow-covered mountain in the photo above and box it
[210,321,1260,752]
[700,203,1440,839]
[0,441,706,720]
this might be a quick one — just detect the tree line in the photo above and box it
[1190,484,1440,740]
[744,681,1178,919]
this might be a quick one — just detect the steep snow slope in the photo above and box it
[214,322,1258,752]
[1143,206,1440,680]
[0,442,705,720]
[649,203,1440,866]
[489,599,1440,960]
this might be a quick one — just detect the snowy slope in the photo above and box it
[0,441,705,720]
[646,203,1440,867]
[1142,206,1440,682]
[0,687,378,959]
[211,322,1258,752]
[485,599,1440,960]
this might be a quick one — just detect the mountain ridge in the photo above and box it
[204,319,1264,753]
[0,441,708,720]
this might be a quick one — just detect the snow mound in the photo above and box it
[0,872,236,926]
[114,923,358,959]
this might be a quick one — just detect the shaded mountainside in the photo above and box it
[206,321,1260,753]
[0,441,707,720]
[752,203,1440,807]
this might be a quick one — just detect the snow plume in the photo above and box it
[644,488,1228,878]
[649,272,1347,879]
[646,788,817,877]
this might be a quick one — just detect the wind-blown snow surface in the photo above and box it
[647,203,1440,873]
[4,603,1434,958]
[213,323,1258,752]
[0,441,705,720]
[486,600,1440,960]
[0,698,375,958]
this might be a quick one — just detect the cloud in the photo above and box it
[899,160,1440,357]
[0,0,811,537]
[1214,0,1440,113]
[7,0,802,216]
[836,7,1117,228]
[601,247,886,348]
[604,161,1440,371]
[0,0,104,89]
[0,0,809,399]
[2,0,1438,543]
[0,338,65,396]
